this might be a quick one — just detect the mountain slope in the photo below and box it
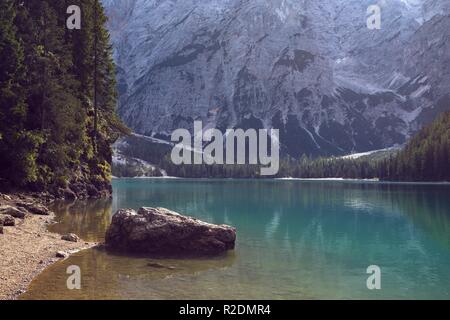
[103,0,450,157]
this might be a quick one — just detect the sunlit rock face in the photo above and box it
[102,0,450,157]
[105,207,236,256]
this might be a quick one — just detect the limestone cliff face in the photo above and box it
[103,0,450,157]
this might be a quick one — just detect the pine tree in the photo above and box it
[0,0,128,196]
[0,0,43,186]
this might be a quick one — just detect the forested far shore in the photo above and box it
[114,111,450,182]
[0,0,128,198]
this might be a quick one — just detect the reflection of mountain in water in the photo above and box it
[24,180,450,299]
[52,180,450,268]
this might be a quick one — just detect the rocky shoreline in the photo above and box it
[0,193,96,300]
[1,194,237,299]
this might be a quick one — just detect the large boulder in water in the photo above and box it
[105,207,236,256]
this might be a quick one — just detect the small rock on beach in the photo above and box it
[56,251,68,258]
[0,205,26,219]
[0,215,15,227]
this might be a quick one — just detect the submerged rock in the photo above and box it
[105,207,236,256]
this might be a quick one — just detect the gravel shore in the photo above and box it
[0,194,96,300]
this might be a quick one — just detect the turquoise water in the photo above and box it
[22,179,450,299]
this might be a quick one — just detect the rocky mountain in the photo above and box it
[103,0,450,157]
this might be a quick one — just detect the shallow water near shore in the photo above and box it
[21,179,450,299]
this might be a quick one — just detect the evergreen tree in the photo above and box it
[0,0,42,186]
[0,0,128,197]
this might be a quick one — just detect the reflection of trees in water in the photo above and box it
[198,181,450,296]
[214,182,450,249]
[49,198,113,242]
[24,181,450,299]
[388,186,450,250]
[52,181,450,259]
[118,180,449,253]
[337,183,450,250]
[176,181,450,279]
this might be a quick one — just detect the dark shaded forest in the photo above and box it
[0,0,128,198]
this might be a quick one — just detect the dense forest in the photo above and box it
[277,108,449,182]
[380,110,450,181]
[115,111,450,182]
[0,0,128,198]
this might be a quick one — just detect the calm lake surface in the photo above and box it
[22,179,450,299]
